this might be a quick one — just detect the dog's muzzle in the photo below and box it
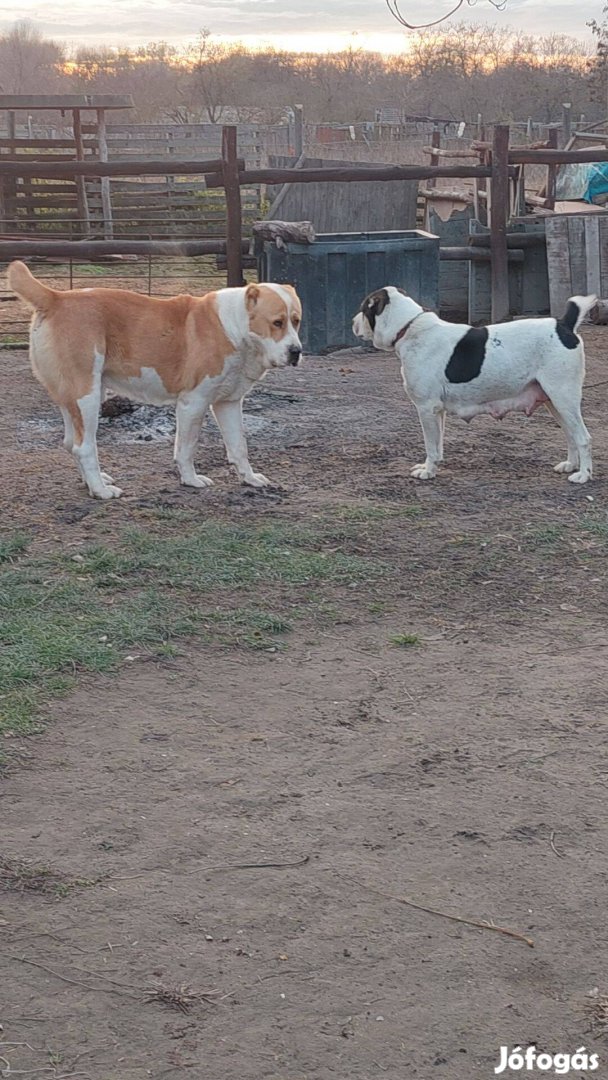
[287,346,302,367]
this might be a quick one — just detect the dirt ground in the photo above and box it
[2,330,608,1079]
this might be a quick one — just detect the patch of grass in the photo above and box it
[0,532,29,565]
[0,519,385,736]
[0,855,97,899]
[389,633,420,647]
[368,600,389,615]
[581,515,608,540]
[526,524,566,547]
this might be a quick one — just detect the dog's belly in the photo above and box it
[104,367,177,406]
[448,380,549,422]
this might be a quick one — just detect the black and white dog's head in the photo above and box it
[352,286,424,351]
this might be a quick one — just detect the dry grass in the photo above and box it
[145,984,217,1014]
[0,855,72,897]
[584,990,608,1037]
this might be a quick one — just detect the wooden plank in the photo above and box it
[511,147,608,164]
[421,146,477,158]
[0,158,229,179]
[567,215,587,295]
[584,215,601,295]
[222,164,496,186]
[545,128,558,210]
[601,218,608,298]
[96,109,114,239]
[0,238,248,258]
[0,137,98,149]
[72,110,91,238]
[490,124,510,322]
[545,216,572,316]
[222,126,244,287]
[266,155,419,232]
[428,128,440,190]
[266,153,305,217]
[470,233,546,249]
[13,195,78,208]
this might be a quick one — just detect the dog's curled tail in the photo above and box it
[8,260,56,313]
[562,294,597,333]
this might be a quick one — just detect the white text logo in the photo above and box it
[495,1047,599,1075]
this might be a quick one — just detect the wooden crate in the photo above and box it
[545,213,608,315]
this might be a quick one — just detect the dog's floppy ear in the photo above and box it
[361,288,390,330]
[245,283,260,312]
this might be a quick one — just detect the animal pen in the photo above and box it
[2,104,608,348]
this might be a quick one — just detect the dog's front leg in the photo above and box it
[411,404,443,480]
[211,400,270,487]
[174,396,213,488]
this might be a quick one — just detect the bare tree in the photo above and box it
[589,4,608,113]
[189,30,241,123]
[0,21,64,94]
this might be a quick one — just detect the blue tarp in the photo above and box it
[556,158,608,203]
[584,161,608,203]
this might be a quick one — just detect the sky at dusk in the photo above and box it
[0,0,598,50]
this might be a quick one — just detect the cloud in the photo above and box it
[0,0,592,47]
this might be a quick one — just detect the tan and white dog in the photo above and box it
[8,261,303,499]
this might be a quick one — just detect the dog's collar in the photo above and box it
[392,311,425,348]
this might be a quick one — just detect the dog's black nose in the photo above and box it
[288,346,302,367]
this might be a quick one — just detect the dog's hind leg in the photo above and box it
[70,402,122,499]
[61,406,114,487]
[438,409,447,462]
[544,401,580,475]
[410,404,443,480]
[540,383,592,484]
[175,394,213,488]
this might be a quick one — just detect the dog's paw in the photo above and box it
[181,474,214,489]
[567,470,592,485]
[95,484,123,500]
[243,472,271,488]
[554,460,577,474]
[100,471,115,485]
[410,463,437,480]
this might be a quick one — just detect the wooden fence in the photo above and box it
[267,156,419,232]
[2,126,608,323]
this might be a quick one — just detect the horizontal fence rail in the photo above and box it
[230,164,500,185]
[0,238,250,259]
[0,158,237,179]
[3,123,608,325]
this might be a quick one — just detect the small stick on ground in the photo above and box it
[10,956,140,998]
[184,855,310,876]
[344,877,534,948]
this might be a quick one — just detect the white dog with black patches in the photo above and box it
[353,286,596,484]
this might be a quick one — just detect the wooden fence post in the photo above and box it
[294,105,304,158]
[222,125,244,287]
[428,126,440,188]
[96,109,114,240]
[490,124,510,323]
[5,110,17,227]
[561,103,572,148]
[546,126,558,210]
[72,109,91,238]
